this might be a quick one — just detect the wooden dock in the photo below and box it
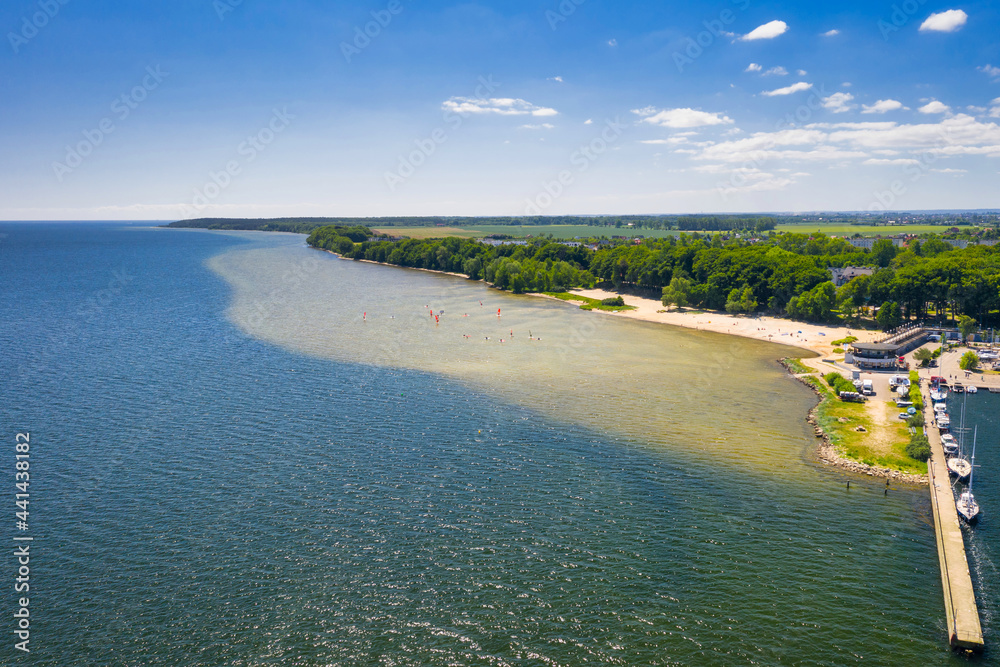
[922,384,985,651]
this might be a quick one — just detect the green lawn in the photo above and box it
[812,380,927,475]
[542,292,637,312]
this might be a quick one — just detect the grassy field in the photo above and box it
[542,292,637,312]
[374,222,963,241]
[373,224,680,240]
[810,377,927,475]
[775,222,961,236]
[782,357,813,374]
[371,226,481,239]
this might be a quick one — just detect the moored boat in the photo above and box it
[948,456,972,480]
[958,489,980,524]
[956,429,980,524]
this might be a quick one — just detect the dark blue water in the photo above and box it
[961,394,1000,651]
[0,222,993,665]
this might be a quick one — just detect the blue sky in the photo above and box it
[1,0,998,219]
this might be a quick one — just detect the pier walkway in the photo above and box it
[921,382,984,651]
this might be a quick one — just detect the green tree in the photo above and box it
[906,433,931,462]
[913,347,934,367]
[661,276,691,310]
[725,287,743,314]
[871,239,898,267]
[463,256,483,280]
[959,351,980,371]
[787,282,836,321]
[336,236,354,254]
[739,285,757,313]
[958,315,977,343]
[876,301,902,331]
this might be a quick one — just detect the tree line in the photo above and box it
[305,226,1000,328]
[167,215,776,232]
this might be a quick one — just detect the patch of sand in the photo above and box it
[564,288,879,357]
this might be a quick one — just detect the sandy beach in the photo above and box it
[560,287,880,358]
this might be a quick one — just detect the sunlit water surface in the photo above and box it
[1,224,991,665]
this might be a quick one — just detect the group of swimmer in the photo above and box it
[361,299,540,342]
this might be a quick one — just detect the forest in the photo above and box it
[308,225,1000,328]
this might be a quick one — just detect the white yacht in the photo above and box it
[956,428,980,524]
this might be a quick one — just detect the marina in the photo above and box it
[921,379,985,651]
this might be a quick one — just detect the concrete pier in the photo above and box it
[921,382,984,651]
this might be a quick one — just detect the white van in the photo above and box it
[862,379,874,396]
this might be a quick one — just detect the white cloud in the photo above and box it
[797,69,807,76]
[685,114,1000,165]
[967,105,987,113]
[979,64,1000,78]
[861,99,906,114]
[806,122,898,130]
[823,29,840,36]
[919,100,951,114]
[442,97,558,117]
[519,123,555,130]
[863,158,922,166]
[761,81,812,97]
[933,168,967,173]
[640,137,699,145]
[745,63,762,72]
[763,66,788,76]
[632,107,734,128]
[991,98,1000,118]
[823,92,855,113]
[919,9,968,33]
[607,38,618,47]
[740,20,788,41]
[583,119,593,125]
[548,76,563,83]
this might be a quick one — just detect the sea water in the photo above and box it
[0,222,990,665]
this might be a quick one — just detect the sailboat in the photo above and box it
[956,428,980,524]
[947,391,972,481]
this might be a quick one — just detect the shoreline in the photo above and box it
[316,248,920,481]
[320,248,877,356]
[782,361,928,486]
